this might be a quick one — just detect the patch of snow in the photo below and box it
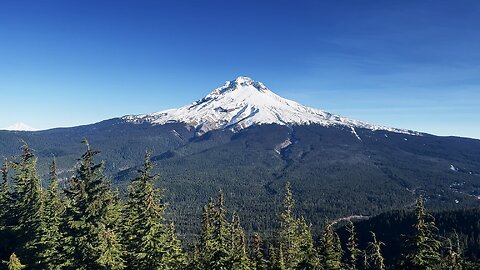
[275,138,292,154]
[403,138,408,141]
[172,129,181,138]
[350,127,362,141]
[455,199,459,204]
[123,76,422,135]
[2,122,38,131]
[450,165,458,171]
[384,134,389,138]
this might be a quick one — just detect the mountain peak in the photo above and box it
[2,122,38,131]
[210,76,268,96]
[233,76,255,85]
[124,77,418,135]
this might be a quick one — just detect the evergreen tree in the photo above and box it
[123,151,185,269]
[198,192,250,269]
[7,253,26,270]
[318,222,342,270]
[252,233,268,270]
[278,182,317,269]
[362,249,370,270]
[442,232,464,270]
[10,144,44,269]
[198,199,216,269]
[162,222,187,269]
[38,159,64,269]
[0,159,10,230]
[366,232,385,270]
[230,213,251,270]
[403,195,442,270]
[295,217,319,270]
[186,245,202,270]
[267,245,279,270]
[96,227,125,270]
[345,220,360,270]
[62,140,125,269]
[0,159,14,259]
[200,192,231,270]
[276,244,286,270]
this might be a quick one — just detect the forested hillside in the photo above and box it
[1,143,479,269]
[2,123,480,243]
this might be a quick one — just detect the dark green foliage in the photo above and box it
[0,160,9,230]
[37,159,64,269]
[278,182,318,270]
[0,160,14,258]
[163,223,187,269]
[318,222,342,270]
[252,233,268,270]
[2,123,480,246]
[10,145,44,269]
[122,151,186,269]
[0,142,479,270]
[441,232,464,270]
[61,141,125,269]
[196,192,252,270]
[275,244,286,270]
[267,245,283,270]
[402,196,442,270]
[345,221,360,270]
[366,232,385,270]
[230,213,252,270]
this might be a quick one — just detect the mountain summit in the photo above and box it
[124,76,417,135]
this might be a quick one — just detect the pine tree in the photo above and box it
[0,159,10,231]
[318,222,342,270]
[278,182,317,269]
[62,140,125,269]
[267,245,279,270]
[0,159,14,258]
[442,232,464,270]
[366,232,385,270]
[38,159,64,269]
[213,191,229,251]
[252,233,268,270]
[0,159,15,262]
[186,245,202,270]
[295,217,319,270]
[96,227,125,270]
[345,220,360,270]
[198,199,216,269]
[200,192,232,270]
[123,151,185,269]
[362,249,370,270]
[403,195,442,270]
[7,253,26,270]
[162,222,187,269]
[277,244,286,270]
[198,192,250,269]
[230,213,251,270]
[10,144,44,269]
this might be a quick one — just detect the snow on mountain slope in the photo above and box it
[124,76,419,135]
[2,122,38,131]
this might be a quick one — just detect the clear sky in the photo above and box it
[0,0,479,138]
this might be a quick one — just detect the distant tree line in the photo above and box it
[0,142,478,269]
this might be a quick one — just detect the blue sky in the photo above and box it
[0,0,479,138]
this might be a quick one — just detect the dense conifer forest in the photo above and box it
[0,142,479,269]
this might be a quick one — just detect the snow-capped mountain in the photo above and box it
[2,122,38,131]
[1,77,479,238]
[124,76,418,135]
